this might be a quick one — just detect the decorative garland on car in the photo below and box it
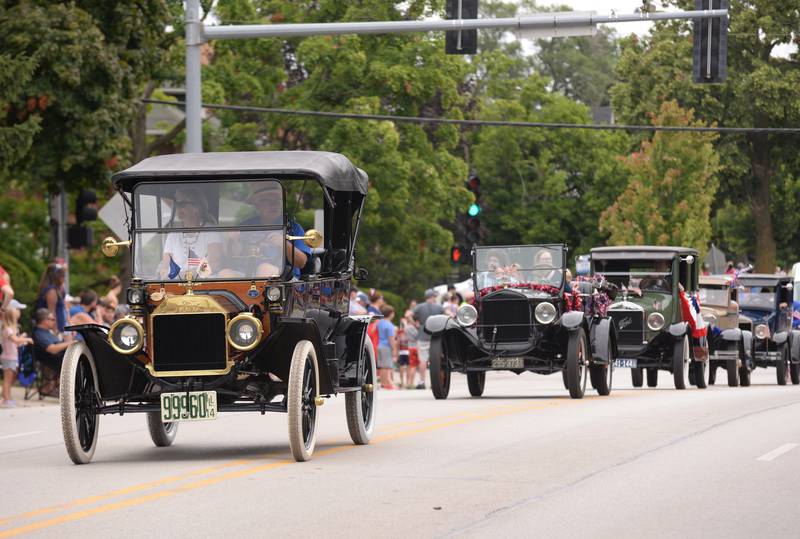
[571,276,612,317]
[475,283,583,312]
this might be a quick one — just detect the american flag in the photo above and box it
[187,248,202,269]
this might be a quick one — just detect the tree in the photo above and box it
[601,101,720,252]
[0,53,40,176]
[610,0,800,270]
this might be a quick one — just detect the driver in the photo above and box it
[638,260,671,292]
[239,183,310,279]
[531,249,561,286]
[479,250,520,287]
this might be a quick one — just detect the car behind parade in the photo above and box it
[56,152,800,465]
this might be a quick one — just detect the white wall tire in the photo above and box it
[287,340,319,462]
[345,340,377,445]
[60,341,101,464]
[673,335,690,390]
[147,412,179,447]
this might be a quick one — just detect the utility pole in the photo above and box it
[185,7,729,152]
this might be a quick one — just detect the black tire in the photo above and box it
[147,412,178,447]
[590,362,613,397]
[646,368,658,388]
[776,345,789,386]
[60,342,100,465]
[467,372,486,397]
[429,336,450,400]
[566,328,589,399]
[708,364,717,385]
[727,351,740,387]
[673,336,689,390]
[562,369,569,390]
[287,340,319,462]
[693,360,708,389]
[791,362,800,385]
[631,368,644,388]
[345,340,377,445]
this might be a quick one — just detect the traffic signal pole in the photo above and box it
[184,6,728,152]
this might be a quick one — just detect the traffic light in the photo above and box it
[68,189,98,249]
[451,246,464,264]
[693,0,728,83]
[445,0,478,55]
[465,175,482,245]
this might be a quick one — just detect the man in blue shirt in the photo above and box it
[376,305,398,390]
[32,308,73,395]
[243,182,311,279]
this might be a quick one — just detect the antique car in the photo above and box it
[59,151,377,464]
[590,246,708,390]
[424,244,618,400]
[698,275,754,386]
[736,274,800,385]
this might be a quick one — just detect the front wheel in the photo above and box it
[727,350,740,387]
[345,340,377,445]
[776,345,789,386]
[590,362,613,397]
[287,340,319,462]
[673,336,690,390]
[60,342,101,464]
[791,362,800,385]
[429,337,450,400]
[566,328,588,399]
[147,412,178,447]
[467,372,486,397]
[708,364,717,386]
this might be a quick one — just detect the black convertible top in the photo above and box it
[112,151,369,194]
[590,245,698,261]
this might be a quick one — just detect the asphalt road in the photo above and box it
[1,367,799,538]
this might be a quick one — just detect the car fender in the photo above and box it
[424,314,458,336]
[669,322,688,338]
[773,331,789,346]
[720,328,742,342]
[791,330,800,362]
[560,311,584,332]
[742,330,753,361]
[590,318,617,363]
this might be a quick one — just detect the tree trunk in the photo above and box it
[748,132,776,273]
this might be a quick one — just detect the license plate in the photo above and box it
[491,357,524,369]
[613,358,638,368]
[160,391,218,423]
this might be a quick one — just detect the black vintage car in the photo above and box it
[736,274,800,385]
[59,151,377,464]
[424,244,617,399]
[590,246,709,390]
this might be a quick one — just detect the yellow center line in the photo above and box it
[0,390,636,537]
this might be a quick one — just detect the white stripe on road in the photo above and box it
[0,431,43,441]
[756,443,799,462]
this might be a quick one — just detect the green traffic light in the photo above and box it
[468,203,480,217]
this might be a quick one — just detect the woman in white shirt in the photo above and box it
[159,187,223,279]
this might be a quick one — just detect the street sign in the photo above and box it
[98,193,128,240]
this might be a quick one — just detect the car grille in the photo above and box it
[152,313,228,373]
[609,310,645,346]
[480,290,531,343]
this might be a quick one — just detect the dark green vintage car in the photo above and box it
[590,246,709,390]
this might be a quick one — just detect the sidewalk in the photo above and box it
[1,384,59,408]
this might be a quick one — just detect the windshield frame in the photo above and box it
[698,285,730,307]
[130,179,288,283]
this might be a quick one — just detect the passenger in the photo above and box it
[239,182,310,279]
[32,308,73,396]
[531,249,561,286]
[159,187,223,280]
[479,249,519,287]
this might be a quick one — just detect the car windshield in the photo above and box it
[592,259,673,296]
[131,180,286,281]
[474,245,564,289]
[698,286,728,307]
[738,285,776,310]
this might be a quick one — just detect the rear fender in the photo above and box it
[720,328,743,342]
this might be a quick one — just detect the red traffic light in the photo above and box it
[451,246,463,263]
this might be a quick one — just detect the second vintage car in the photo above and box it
[424,244,618,399]
[590,246,709,390]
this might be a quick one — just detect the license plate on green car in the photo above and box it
[160,391,218,422]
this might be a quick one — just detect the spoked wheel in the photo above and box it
[287,340,319,462]
[429,336,450,400]
[646,368,658,388]
[147,412,179,447]
[346,340,377,445]
[776,345,789,386]
[60,342,101,464]
[631,368,644,388]
[673,336,690,390]
[566,328,589,399]
[467,372,486,397]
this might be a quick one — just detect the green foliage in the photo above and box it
[601,102,720,252]
[0,186,48,307]
[0,53,41,175]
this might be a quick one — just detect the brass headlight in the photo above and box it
[108,317,144,354]
[226,314,263,351]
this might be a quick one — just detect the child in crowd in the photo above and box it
[376,305,398,390]
[396,321,409,388]
[1,300,33,408]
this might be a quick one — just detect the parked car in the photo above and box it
[59,151,377,464]
[590,246,709,390]
[736,274,800,385]
[424,244,617,400]
[698,275,754,386]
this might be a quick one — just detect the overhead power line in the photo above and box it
[142,99,800,135]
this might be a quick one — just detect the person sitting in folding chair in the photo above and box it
[32,308,72,397]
